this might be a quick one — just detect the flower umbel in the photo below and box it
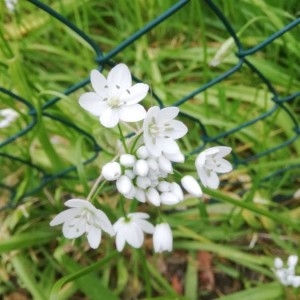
[50,199,114,249]
[113,212,154,251]
[195,146,232,189]
[79,63,149,128]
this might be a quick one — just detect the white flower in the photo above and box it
[50,199,114,249]
[143,106,188,157]
[113,212,154,251]
[102,162,121,181]
[0,108,18,128]
[79,64,149,128]
[181,175,202,197]
[195,146,232,189]
[153,223,173,253]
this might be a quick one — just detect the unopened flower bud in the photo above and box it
[120,154,136,167]
[136,146,149,159]
[134,159,149,176]
[102,162,121,181]
[153,223,173,253]
[181,175,202,197]
[146,188,160,206]
[116,175,133,195]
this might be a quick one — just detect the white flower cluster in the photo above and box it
[50,63,233,252]
[273,255,300,288]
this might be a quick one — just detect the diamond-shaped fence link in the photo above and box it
[1,0,299,210]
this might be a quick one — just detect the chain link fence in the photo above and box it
[1,0,299,210]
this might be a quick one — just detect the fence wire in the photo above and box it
[1,0,299,210]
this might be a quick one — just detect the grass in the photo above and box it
[1,0,300,299]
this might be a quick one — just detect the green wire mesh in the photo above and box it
[1,0,299,210]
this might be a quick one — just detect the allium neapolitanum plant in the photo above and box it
[50,63,233,253]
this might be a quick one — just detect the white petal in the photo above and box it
[207,172,220,189]
[62,217,85,239]
[94,210,114,236]
[87,225,101,249]
[134,219,154,234]
[115,230,126,252]
[49,208,81,226]
[64,199,89,208]
[146,188,161,206]
[121,83,149,104]
[167,120,188,139]
[216,146,232,157]
[157,137,180,154]
[100,107,120,128]
[90,69,108,96]
[128,212,150,220]
[181,175,202,197]
[119,104,146,123]
[126,223,144,248]
[212,159,233,173]
[107,63,132,90]
[79,92,108,116]
[157,107,179,123]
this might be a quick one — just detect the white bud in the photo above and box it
[274,257,284,269]
[181,175,202,197]
[102,162,121,181]
[146,188,160,206]
[292,276,300,288]
[170,182,184,201]
[287,255,298,268]
[136,146,149,159]
[158,155,173,174]
[160,192,180,205]
[153,223,173,253]
[136,176,151,189]
[125,169,135,180]
[134,159,149,176]
[157,181,171,192]
[134,188,146,203]
[116,175,132,195]
[147,157,159,171]
[124,186,136,199]
[120,154,136,167]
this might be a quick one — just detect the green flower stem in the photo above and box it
[130,131,143,153]
[86,174,104,202]
[117,123,129,153]
[119,195,128,220]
